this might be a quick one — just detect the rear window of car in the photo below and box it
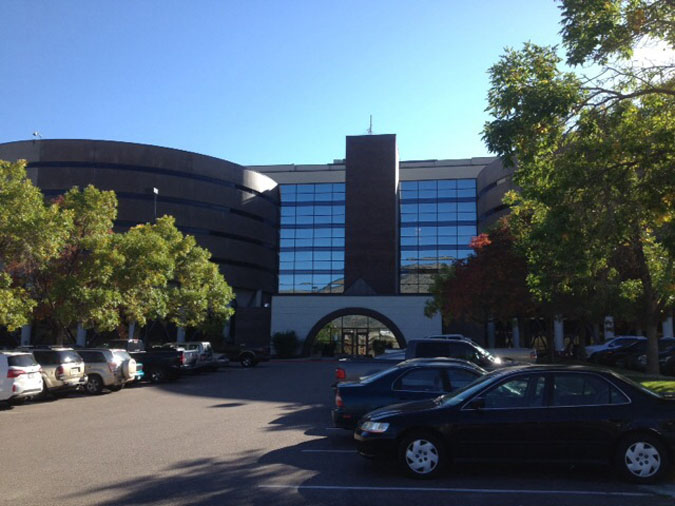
[8,354,38,367]
[113,351,131,361]
[58,351,83,363]
[33,351,58,365]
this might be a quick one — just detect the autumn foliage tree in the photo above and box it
[425,219,534,335]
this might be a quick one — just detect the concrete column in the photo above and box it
[20,325,32,346]
[604,316,615,340]
[128,321,136,340]
[487,319,496,349]
[177,327,186,343]
[511,318,520,348]
[76,324,87,347]
[554,316,564,352]
[663,315,674,338]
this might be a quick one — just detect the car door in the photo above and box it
[391,367,447,402]
[545,372,632,463]
[451,372,549,462]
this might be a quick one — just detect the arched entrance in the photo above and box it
[303,307,406,356]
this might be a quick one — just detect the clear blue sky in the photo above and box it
[1,1,564,165]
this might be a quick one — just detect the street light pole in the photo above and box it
[153,187,159,221]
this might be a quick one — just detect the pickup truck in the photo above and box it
[334,338,529,383]
[104,339,193,383]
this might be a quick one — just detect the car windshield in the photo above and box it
[359,365,401,384]
[473,344,498,363]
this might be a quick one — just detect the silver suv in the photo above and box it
[77,348,137,394]
[29,348,87,397]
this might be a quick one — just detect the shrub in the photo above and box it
[272,330,298,358]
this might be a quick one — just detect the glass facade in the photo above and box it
[278,183,345,293]
[400,179,477,293]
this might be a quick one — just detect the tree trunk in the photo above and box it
[56,326,66,346]
[645,322,660,375]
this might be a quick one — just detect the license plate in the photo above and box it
[71,368,79,374]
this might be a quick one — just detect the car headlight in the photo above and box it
[360,421,390,433]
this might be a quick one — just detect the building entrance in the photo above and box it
[311,313,400,357]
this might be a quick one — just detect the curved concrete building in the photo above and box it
[0,139,280,342]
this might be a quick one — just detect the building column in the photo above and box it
[511,318,520,348]
[76,323,87,347]
[486,319,496,349]
[663,314,674,338]
[20,325,32,347]
[554,316,564,352]
[128,321,136,340]
[177,327,186,343]
[604,316,615,340]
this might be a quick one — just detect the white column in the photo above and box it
[177,327,186,343]
[554,316,564,352]
[76,324,87,347]
[20,325,32,346]
[663,315,674,338]
[511,318,520,348]
[604,316,615,340]
[486,319,496,348]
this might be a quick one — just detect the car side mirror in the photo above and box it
[467,397,485,410]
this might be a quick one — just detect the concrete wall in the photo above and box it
[476,157,516,232]
[271,295,442,348]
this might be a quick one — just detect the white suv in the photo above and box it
[0,352,44,403]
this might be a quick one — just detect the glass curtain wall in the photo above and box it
[400,179,477,293]
[279,183,345,293]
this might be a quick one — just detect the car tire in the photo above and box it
[108,384,124,392]
[84,375,104,395]
[615,434,669,483]
[240,353,256,368]
[398,431,446,479]
[148,367,167,383]
[9,397,27,405]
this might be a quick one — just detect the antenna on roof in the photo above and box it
[367,115,373,135]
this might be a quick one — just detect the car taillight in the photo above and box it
[108,362,118,373]
[180,351,186,365]
[335,367,346,381]
[530,350,537,360]
[335,391,343,408]
[7,368,25,378]
[56,365,65,378]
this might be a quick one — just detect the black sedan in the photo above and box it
[354,365,675,483]
[332,358,485,429]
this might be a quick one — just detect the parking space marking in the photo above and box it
[300,449,357,453]
[259,484,652,497]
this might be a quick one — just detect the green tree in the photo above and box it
[0,160,70,330]
[31,185,123,343]
[483,1,675,373]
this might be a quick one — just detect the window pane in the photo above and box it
[394,369,444,392]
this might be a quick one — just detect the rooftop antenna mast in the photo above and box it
[367,115,373,135]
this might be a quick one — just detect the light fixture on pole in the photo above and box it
[153,187,159,220]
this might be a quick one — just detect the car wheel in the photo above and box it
[84,375,104,395]
[240,353,256,368]
[108,384,123,392]
[149,367,167,383]
[615,434,669,483]
[398,432,446,479]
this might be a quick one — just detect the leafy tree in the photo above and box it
[482,1,675,372]
[0,160,70,330]
[31,185,123,343]
[425,219,535,335]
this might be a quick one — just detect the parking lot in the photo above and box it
[1,360,674,506]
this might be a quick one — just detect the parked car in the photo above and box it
[332,358,486,429]
[77,348,137,394]
[354,364,675,483]
[221,343,270,368]
[594,338,675,370]
[181,341,223,371]
[27,347,87,397]
[0,351,43,403]
[104,339,184,383]
[586,335,646,362]
[159,343,199,371]
[336,338,507,383]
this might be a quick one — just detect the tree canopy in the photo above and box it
[482,0,674,372]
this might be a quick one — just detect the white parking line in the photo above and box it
[259,484,652,497]
[301,449,357,453]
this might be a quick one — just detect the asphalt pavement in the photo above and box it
[1,360,674,506]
